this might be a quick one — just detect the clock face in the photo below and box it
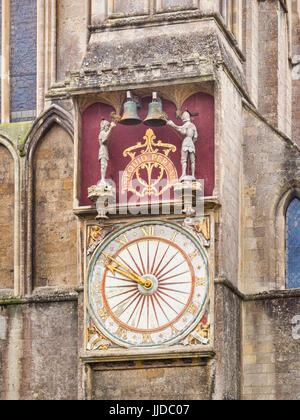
[87,220,209,348]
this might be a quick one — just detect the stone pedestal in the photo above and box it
[88,183,116,220]
[174,180,203,217]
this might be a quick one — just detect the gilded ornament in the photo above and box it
[121,129,178,198]
[87,326,110,351]
[184,320,210,346]
[87,225,104,249]
[194,217,210,240]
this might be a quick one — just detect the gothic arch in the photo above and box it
[0,136,20,295]
[23,105,75,295]
[274,182,300,289]
[24,105,74,158]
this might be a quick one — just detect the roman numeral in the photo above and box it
[92,281,102,294]
[187,303,199,316]
[142,333,153,344]
[116,234,129,245]
[98,306,109,322]
[171,232,178,242]
[115,327,127,340]
[196,277,206,286]
[189,249,200,260]
[141,226,155,237]
[170,325,179,336]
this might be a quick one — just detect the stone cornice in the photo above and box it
[215,277,300,302]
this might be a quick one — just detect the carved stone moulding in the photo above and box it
[67,61,214,94]
[67,23,222,93]
[76,82,214,117]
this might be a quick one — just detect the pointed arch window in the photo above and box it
[286,198,300,289]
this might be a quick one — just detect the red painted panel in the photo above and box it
[81,93,215,206]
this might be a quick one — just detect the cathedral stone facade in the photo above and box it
[0,0,299,400]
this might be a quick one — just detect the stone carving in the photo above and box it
[167,110,198,181]
[98,119,116,187]
[194,217,210,240]
[183,319,210,346]
[87,225,104,251]
[88,118,117,221]
[87,326,110,351]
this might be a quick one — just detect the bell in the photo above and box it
[143,92,167,127]
[119,91,142,126]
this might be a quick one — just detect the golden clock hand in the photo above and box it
[103,253,153,290]
[103,253,141,280]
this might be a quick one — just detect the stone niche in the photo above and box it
[156,0,199,13]
[108,0,150,17]
[33,125,77,288]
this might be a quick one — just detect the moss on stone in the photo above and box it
[0,121,33,155]
[0,297,26,306]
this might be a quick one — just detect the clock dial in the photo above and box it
[87,221,209,348]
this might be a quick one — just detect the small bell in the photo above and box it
[119,91,142,126]
[143,92,167,127]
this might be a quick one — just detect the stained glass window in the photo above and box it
[10,0,37,122]
[286,198,300,289]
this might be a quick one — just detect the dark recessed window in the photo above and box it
[10,0,37,122]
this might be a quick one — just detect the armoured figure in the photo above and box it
[98,119,116,185]
[167,110,198,181]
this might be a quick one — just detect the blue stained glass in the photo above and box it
[286,198,300,289]
[10,0,37,121]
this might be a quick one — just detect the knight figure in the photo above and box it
[167,110,198,181]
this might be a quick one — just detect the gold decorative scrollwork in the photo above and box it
[87,225,104,249]
[87,326,110,351]
[122,129,178,198]
[184,319,210,346]
[123,128,176,160]
[194,217,210,240]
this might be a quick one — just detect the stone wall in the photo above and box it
[0,145,14,290]
[213,282,242,400]
[0,298,78,400]
[291,0,300,147]
[217,70,243,288]
[242,293,300,400]
[242,106,300,293]
[33,125,77,288]
[56,0,88,83]
[90,359,215,400]
[257,0,279,126]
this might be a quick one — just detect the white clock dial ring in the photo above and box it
[87,220,210,348]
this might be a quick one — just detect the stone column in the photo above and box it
[91,0,106,25]
[243,0,259,107]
